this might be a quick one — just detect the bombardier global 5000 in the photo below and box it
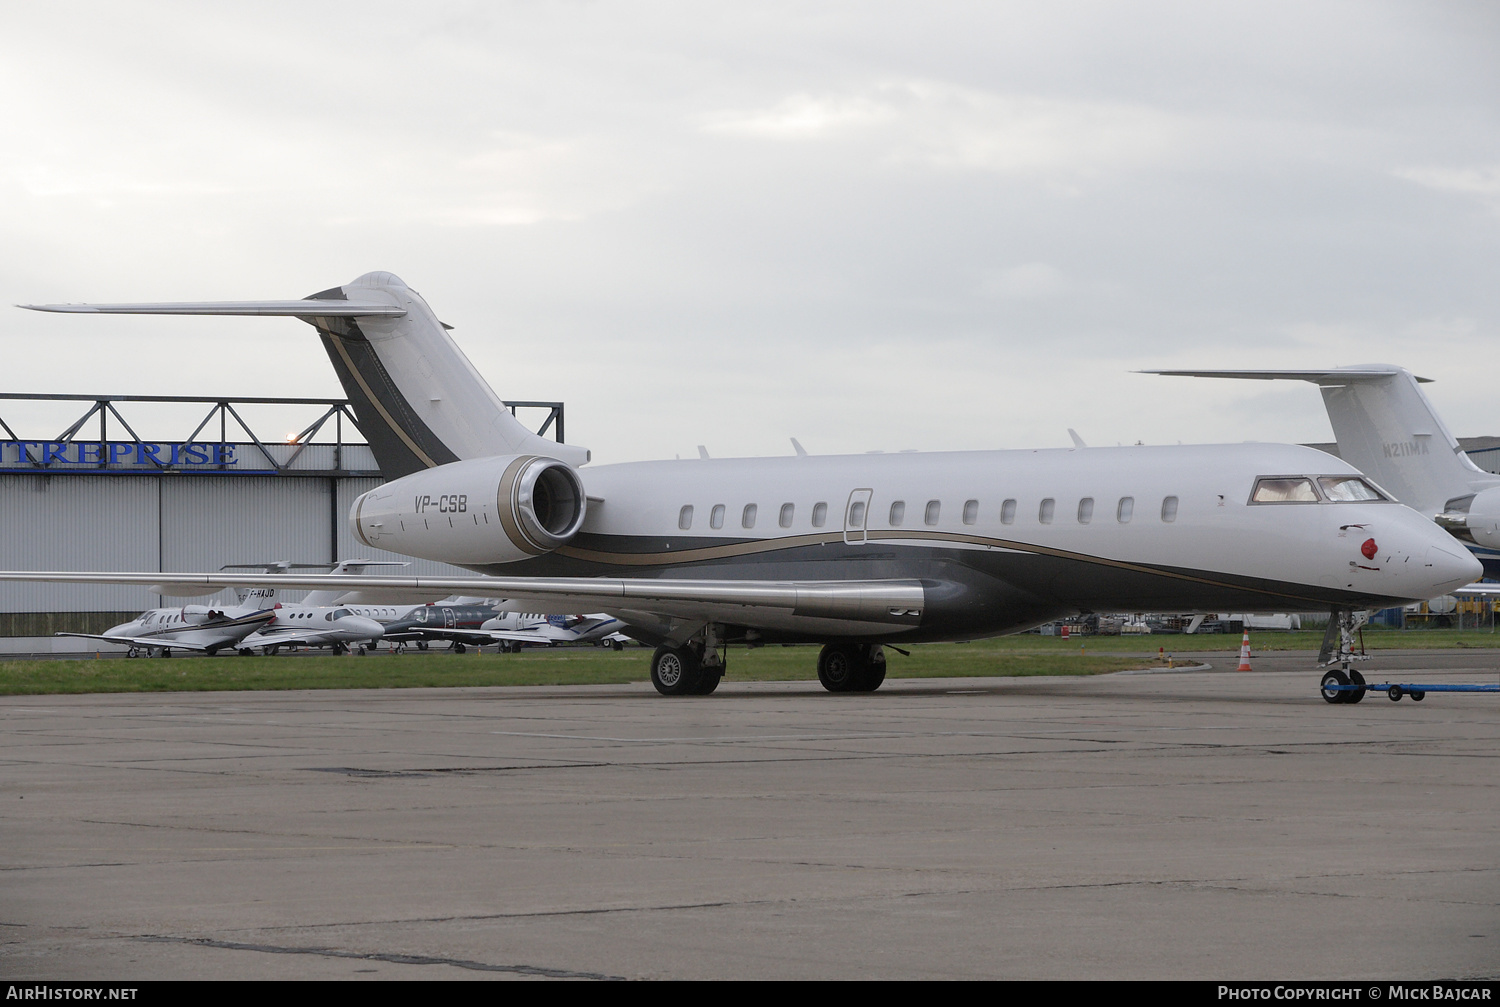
[11,272,1480,696]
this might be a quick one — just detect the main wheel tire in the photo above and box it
[1346,669,1367,704]
[651,646,703,696]
[611,640,624,652]
[695,667,722,695]
[417,641,429,652]
[454,643,466,654]
[239,648,252,657]
[127,647,139,659]
[853,646,887,692]
[818,644,861,692]
[1320,670,1350,704]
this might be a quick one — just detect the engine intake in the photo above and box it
[351,454,587,565]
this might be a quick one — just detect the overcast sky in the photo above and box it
[3,1,1497,464]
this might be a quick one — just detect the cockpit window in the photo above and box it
[1251,477,1319,503]
[332,609,351,618]
[1317,476,1388,502]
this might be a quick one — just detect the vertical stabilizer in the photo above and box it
[1316,368,1493,514]
[20,273,590,478]
[305,272,588,477]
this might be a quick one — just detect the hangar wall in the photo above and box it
[0,394,567,642]
[0,459,470,627]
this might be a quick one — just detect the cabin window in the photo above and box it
[1161,496,1179,522]
[1039,498,1055,524]
[1318,476,1387,502]
[924,500,941,526]
[1001,499,1017,524]
[742,504,758,529]
[812,502,828,527]
[1251,477,1318,504]
[779,503,795,528]
[889,500,906,526]
[1077,497,1094,524]
[678,505,694,530]
[1117,496,1134,523]
[848,500,866,526]
[962,499,978,525]
[710,504,725,529]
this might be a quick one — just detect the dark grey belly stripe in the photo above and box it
[559,528,1343,607]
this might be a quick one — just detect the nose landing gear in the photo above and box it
[1319,609,1371,705]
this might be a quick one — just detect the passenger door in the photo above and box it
[844,488,873,545]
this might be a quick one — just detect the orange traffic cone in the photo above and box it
[1236,631,1252,672]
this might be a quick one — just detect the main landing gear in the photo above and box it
[650,644,723,696]
[816,643,886,693]
[647,627,890,697]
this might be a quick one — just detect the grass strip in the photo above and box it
[0,641,1158,696]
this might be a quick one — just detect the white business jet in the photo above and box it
[14,274,1480,699]
[240,604,385,656]
[58,604,276,658]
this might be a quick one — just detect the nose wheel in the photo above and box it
[1320,669,1367,704]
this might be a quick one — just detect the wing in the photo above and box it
[382,627,531,643]
[4,572,926,635]
[1142,368,1435,384]
[54,632,213,652]
[242,628,348,648]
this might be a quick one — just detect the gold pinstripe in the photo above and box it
[325,329,440,469]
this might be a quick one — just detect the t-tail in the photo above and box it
[22,271,588,478]
[1147,364,1500,574]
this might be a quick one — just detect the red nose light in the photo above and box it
[1361,538,1378,560]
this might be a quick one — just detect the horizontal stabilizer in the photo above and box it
[1142,367,1432,384]
[19,300,406,317]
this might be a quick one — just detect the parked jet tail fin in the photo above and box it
[1145,365,1496,515]
[20,271,589,478]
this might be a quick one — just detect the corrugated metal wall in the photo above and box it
[0,472,472,616]
[0,475,160,611]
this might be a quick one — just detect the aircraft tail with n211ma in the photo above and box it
[14,275,1481,696]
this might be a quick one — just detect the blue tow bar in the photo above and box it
[1324,681,1500,702]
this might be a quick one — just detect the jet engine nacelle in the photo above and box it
[351,454,587,565]
[1459,486,1500,550]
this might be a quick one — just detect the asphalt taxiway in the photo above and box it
[2,651,1497,980]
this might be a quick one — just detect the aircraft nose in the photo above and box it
[349,616,384,639]
[1425,542,1483,595]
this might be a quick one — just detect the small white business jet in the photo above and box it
[240,604,385,656]
[15,274,1481,697]
[59,604,276,658]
